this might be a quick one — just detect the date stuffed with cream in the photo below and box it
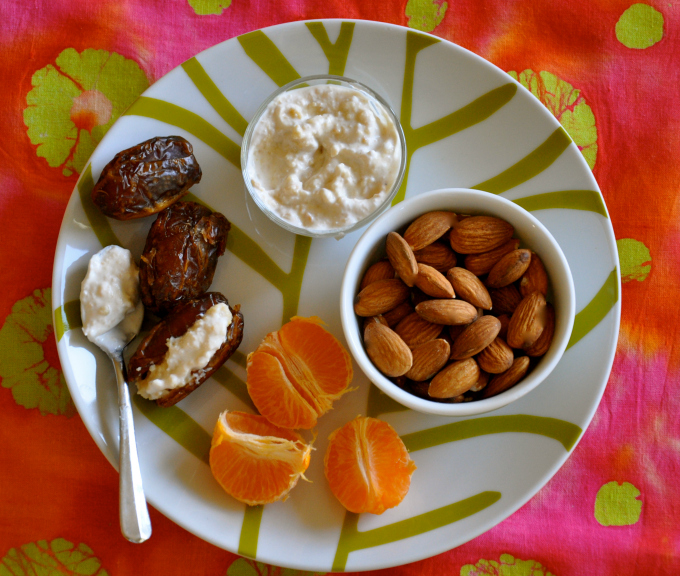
[139,201,230,315]
[128,293,244,407]
[92,136,202,220]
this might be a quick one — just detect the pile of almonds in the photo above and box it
[354,210,554,403]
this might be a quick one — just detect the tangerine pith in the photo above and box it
[246,316,353,429]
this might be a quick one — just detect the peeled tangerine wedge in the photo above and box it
[209,411,312,506]
[246,316,353,429]
[324,416,416,515]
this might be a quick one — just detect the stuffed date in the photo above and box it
[92,136,202,220]
[129,293,244,407]
[139,201,229,315]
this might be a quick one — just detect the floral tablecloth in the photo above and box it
[1,1,677,575]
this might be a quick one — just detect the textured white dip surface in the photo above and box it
[247,84,401,231]
[137,303,232,400]
[80,245,141,342]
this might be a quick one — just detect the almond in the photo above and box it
[354,278,409,317]
[429,358,480,398]
[519,252,549,297]
[405,338,450,381]
[497,314,510,340]
[364,321,413,377]
[525,303,555,357]
[408,379,431,399]
[486,249,532,289]
[360,260,395,290]
[490,284,523,315]
[477,337,514,373]
[449,216,514,254]
[410,287,430,306]
[448,323,467,341]
[362,315,389,332]
[413,242,457,273]
[382,301,414,327]
[446,267,492,309]
[415,299,477,325]
[394,312,444,348]
[414,263,455,298]
[464,239,521,276]
[470,369,489,393]
[482,356,530,398]
[386,231,418,287]
[450,315,501,360]
[403,211,458,251]
[506,291,548,349]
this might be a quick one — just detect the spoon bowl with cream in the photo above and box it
[80,245,151,543]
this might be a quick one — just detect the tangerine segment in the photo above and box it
[209,410,312,506]
[246,316,353,429]
[324,416,416,515]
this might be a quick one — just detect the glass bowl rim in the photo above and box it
[240,74,408,239]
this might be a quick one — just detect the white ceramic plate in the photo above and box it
[52,19,620,572]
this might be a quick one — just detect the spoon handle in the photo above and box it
[112,354,152,543]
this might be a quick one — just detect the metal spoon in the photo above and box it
[94,301,151,543]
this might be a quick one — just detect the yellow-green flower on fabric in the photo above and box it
[0,538,109,575]
[509,69,598,170]
[0,288,75,416]
[24,48,149,176]
[594,481,642,526]
[617,238,651,283]
[461,554,555,576]
[405,0,448,32]
[188,0,232,15]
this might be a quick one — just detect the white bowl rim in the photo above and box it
[340,187,576,417]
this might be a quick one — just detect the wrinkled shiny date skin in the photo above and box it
[139,201,229,315]
[92,136,202,220]
[128,293,244,407]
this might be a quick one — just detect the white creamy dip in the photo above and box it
[247,84,402,231]
[80,245,141,342]
[136,303,232,400]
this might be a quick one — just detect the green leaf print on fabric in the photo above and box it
[226,558,326,576]
[24,48,149,176]
[509,69,597,170]
[594,481,642,526]
[617,238,651,283]
[616,4,664,49]
[460,554,555,576]
[0,288,75,417]
[0,538,109,576]
[188,0,232,15]
[405,0,448,32]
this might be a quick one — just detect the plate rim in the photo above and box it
[51,17,621,571]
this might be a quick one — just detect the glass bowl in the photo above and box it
[240,74,407,239]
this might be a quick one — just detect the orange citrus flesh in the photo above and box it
[209,410,312,506]
[324,416,416,514]
[246,316,353,429]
